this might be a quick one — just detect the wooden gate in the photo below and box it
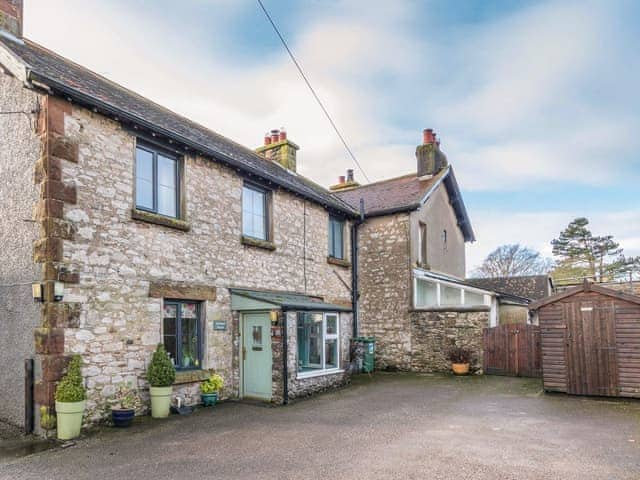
[565,299,618,396]
[483,324,541,377]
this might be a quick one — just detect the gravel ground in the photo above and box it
[1,373,638,480]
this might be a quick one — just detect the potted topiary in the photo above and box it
[447,347,473,376]
[107,383,143,428]
[200,374,224,407]
[55,355,86,440]
[147,344,176,418]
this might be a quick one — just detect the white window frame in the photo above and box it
[297,312,343,379]
[413,275,491,309]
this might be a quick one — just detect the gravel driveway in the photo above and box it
[1,373,638,480]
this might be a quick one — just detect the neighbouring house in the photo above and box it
[331,129,497,373]
[530,281,640,398]
[0,1,359,431]
[467,275,554,325]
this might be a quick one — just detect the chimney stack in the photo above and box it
[256,127,300,172]
[329,169,360,192]
[416,128,448,179]
[0,0,23,38]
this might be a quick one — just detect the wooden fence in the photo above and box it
[483,324,541,378]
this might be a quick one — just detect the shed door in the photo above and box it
[565,299,618,396]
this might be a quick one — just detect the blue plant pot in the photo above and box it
[201,392,218,407]
[111,408,135,428]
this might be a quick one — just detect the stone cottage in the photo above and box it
[0,1,358,431]
[331,129,497,373]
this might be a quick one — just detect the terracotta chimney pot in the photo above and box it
[338,176,346,184]
[279,129,287,141]
[423,128,435,145]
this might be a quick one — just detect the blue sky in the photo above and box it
[23,0,640,272]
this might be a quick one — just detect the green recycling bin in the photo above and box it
[359,337,376,373]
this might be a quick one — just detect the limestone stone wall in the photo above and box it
[410,309,489,373]
[0,70,42,427]
[54,105,352,421]
[357,214,413,370]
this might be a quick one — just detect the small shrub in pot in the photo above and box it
[147,344,176,418]
[107,383,143,427]
[200,374,224,407]
[447,347,473,375]
[55,355,86,440]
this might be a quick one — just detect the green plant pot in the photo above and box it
[149,386,172,418]
[55,400,86,440]
[201,392,218,407]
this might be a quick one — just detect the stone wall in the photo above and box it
[357,214,412,370]
[51,103,352,422]
[410,309,489,373]
[0,70,41,428]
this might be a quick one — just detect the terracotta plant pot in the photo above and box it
[452,363,470,376]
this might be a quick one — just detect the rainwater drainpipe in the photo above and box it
[351,198,365,338]
[282,309,289,405]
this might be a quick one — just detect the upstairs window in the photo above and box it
[328,217,345,259]
[135,143,180,218]
[242,184,269,240]
[418,222,428,267]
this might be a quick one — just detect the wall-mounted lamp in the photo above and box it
[270,310,279,325]
[53,281,64,302]
[32,283,43,303]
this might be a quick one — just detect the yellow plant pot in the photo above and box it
[452,363,470,376]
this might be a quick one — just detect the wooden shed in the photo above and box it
[530,281,640,398]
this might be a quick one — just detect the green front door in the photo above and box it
[242,313,272,400]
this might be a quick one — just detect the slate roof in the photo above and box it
[333,166,475,242]
[0,35,356,216]
[466,275,553,301]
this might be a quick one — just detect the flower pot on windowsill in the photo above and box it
[451,363,470,376]
[111,408,135,428]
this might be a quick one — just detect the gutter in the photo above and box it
[27,71,359,219]
[351,199,366,337]
[282,311,288,405]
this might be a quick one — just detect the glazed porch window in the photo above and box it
[328,217,345,259]
[297,312,339,374]
[135,143,180,218]
[414,277,490,309]
[242,184,269,240]
[163,301,201,370]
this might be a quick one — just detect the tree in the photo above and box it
[551,217,638,283]
[473,244,553,278]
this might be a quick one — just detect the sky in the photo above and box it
[22,0,640,274]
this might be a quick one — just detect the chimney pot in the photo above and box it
[270,129,280,143]
[346,169,354,182]
[338,176,346,184]
[422,128,435,145]
[264,133,272,146]
[279,128,287,142]
[0,0,23,37]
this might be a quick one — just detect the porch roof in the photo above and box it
[230,288,352,312]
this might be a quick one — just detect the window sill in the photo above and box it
[241,235,276,251]
[131,209,190,232]
[327,256,351,268]
[410,305,491,313]
[296,368,344,380]
[173,369,213,385]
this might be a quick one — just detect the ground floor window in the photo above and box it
[414,276,490,309]
[163,300,202,370]
[297,312,339,374]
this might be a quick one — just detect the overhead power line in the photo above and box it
[256,0,371,183]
